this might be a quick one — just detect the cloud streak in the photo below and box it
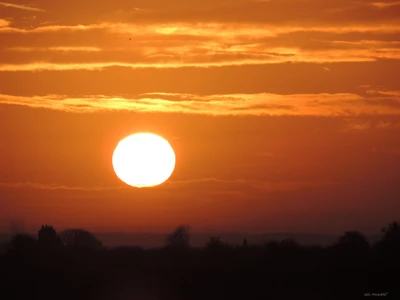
[0,19,10,27]
[370,1,400,8]
[0,58,380,72]
[2,44,399,70]
[0,178,336,193]
[0,21,398,69]
[0,1,45,12]
[2,22,400,35]
[5,46,102,52]
[1,92,400,116]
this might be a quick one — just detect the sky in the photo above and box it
[0,0,399,235]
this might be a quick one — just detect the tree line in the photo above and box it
[0,222,399,299]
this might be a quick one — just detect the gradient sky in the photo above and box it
[1,0,399,235]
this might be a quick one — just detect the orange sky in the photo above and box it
[1,0,399,235]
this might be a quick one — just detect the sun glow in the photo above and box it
[112,133,176,188]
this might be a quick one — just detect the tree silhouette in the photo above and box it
[280,238,299,248]
[59,228,102,250]
[207,236,223,248]
[337,231,370,251]
[206,236,230,254]
[10,233,37,255]
[332,231,370,268]
[2,222,400,300]
[376,221,400,261]
[38,224,61,249]
[263,240,280,255]
[381,222,400,241]
[165,225,191,249]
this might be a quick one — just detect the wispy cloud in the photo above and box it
[2,44,399,70]
[344,117,400,131]
[370,1,400,8]
[346,121,372,131]
[0,24,97,33]
[0,57,379,72]
[2,22,400,35]
[0,19,10,27]
[0,178,336,192]
[0,21,399,68]
[366,89,400,97]
[100,0,400,25]
[1,0,398,26]
[1,92,400,116]
[0,181,123,191]
[5,46,102,52]
[330,40,400,47]
[0,1,45,12]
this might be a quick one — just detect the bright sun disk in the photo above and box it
[112,133,176,188]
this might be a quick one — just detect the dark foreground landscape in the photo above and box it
[1,222,399,300]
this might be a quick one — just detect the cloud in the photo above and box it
[1,47,399,71]
[370,1,400,8]
[0,24,98,33]
[376,121,400,129]
[0,181,121,191]
[97,0,400,25]
[0,178,336,193]
[1,92,400,116]
[330,40,400,47]
[5,46,102,52]
[0,2,45,12]
[0,21,399,68]
[1,0,399,30]
[165,178,336,192]
[366,89,400,97]
[2,22,400,35]
[0,19,10,27]
[346,121,372,131]
[344,117,400,131]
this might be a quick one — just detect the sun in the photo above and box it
[112,133,176,188]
